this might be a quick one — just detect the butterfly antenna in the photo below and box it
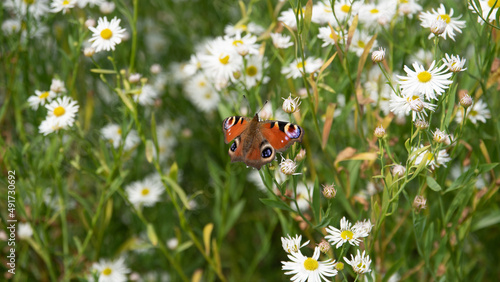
[256,100,269,116]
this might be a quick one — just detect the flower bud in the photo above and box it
[413,195,427,211]
[322,183,337,199]
[83,47,95,57]
[392,164,406,177]
[414,119,429,130]
[458,91,472,108]
[280,157,298,175]
[282,94,301,113]
[374,125,386,139]
[430,18,447,35]
[371,47,385,63]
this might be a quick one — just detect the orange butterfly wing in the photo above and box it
[222,116,250,143]
[260,121,304,151]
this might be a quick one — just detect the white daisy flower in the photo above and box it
[270,33,294,49]
[133,84,159,106]
[359,1,397,30]
[224,22,264,36]
[44,96,79,128]
[88,17,127,52]
[185,73,220,112]
[311,1,336,25]
[325,216,369,248]
[240,54,269,88]
[419,4,466,41]
[2,19,21,36]
[39,118,64,135]
[397,61,452,101]
[432,128,448,144]
[28,90,56,110]
[333,0,361,24]
[278,7,304,29]
[281,234,310,254]
[344,250,372,274]
[389,91,436,121]
[282,57,323,79]
[126,176,165,207]
[101,123,140,151]
[155,119,179,162]
[199,36,243,83]
[353,219,374,235]
[50,0,76,14]
[18,222,33,239]
[411,145,451,170]
[397,0,422,19]
[455,99,491,124]
[77,0,104,8]
[469,0,500,24]
[99,1,115,14]
[182,54,201,77]
[91,257,130,282]
[282,247,338,282]
[317,26,343,47]
[350,30,378,57]
[50,78,66,94]
[4,0,50,20]
[442,53,467,73]
[226,33,259,56]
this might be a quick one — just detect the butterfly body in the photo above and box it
[222,114,304,170]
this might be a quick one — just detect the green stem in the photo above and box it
[128,0,139,73]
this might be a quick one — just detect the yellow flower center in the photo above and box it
[100,28,113,39]
[341,230,354,240]
[205,92,212,99]
[246,65,257,76]
[470,110,478,116]
[296,61,306,69]
[488,0,500,8]
[438,14,451,24]
[117,128,122,135]
[400,0,409,3]
[303,257,319,271]
[370,8,379,14]
[427,153,435,161]
[102,267,112,276]
[198,81,206,87]
[335,262,344,270]
[341,4,351,13]
[358,40,365,48]
[232,40,243,46]
[219,54,230,65]
[40,91,50,99]
[53,106,66,117]
[24,0,35,4]
[62,0,70,5]
[417,71,432,82]
[236,24,247,31]
[141,188,150,196]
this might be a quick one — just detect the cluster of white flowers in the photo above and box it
[281,216,373,281]
[27,78,80,136]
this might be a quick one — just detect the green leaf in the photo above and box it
[445,168,475,193]
[426,175,442,191]
[90,68,117,74]
[472,210,500,231]
[223,200,246,236]
[260,198,294,213]
[445,184,474,223]
[477,163,499,174]
[163,176,191,210]
[145,139,154,163]
[147,224,158,246]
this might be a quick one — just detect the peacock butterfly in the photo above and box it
[222,114,304,170]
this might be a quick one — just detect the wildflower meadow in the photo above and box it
[2,0,500,281]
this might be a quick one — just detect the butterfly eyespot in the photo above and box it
[230,142,237,152]
[285,124,302,139]
[261,147,273,158]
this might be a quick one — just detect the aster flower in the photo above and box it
[281,57,323,79]
[469,0,500,24]
[332,0,361,23]
[226,33,259,56]
[270,33,294,49]
[240,54,269,88]
[398,0,422,18]
[125,176,165,207]
[317,26,343,47]
[419,4,466,41]
[281,234,310,254]
[4,0,50,20]
[88,16,127,52]
[100,124,140,151]
[282,247,338,282]
[199,36,243,83]
[44,96,79,128]
[50,78,67,94]
[344,250,372,274]
[353,219,374,235]
[350,30,378,57]
[311,1,336,25]
[278,7,304,29]
[132,84,159,106]
[455,99,491,124]
[325,216,369,249]
[280,157,299,175]
[359,1,396,29]
[397,61,452,101]
[184,73,220,112]
[50,0,76,14]
[432,128,448,144]
[442,54,467,73]
[91,257,130,282]
[28,90,56,110]
[389,91,437,121]
[411,145,451,170]
[282,94,301,113]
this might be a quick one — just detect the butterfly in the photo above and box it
[222,114,304,170]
